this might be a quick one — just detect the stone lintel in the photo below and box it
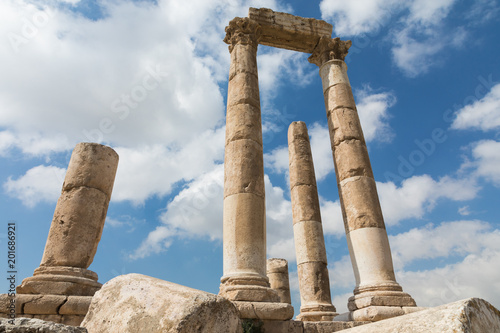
[248,8,332,53]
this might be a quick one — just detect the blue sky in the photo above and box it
[1,0,499,316]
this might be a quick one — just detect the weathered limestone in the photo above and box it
[309,37,416,321]
[288,121,337,321]
[338,298,500,333]
[267,258,291,304]
[13,143,118,326]
[82,274,242,333]
[18,143,118,296]
[0,317,88,333]
[248,8,332,53]
[0,294,91,326]
[219,16,277,304]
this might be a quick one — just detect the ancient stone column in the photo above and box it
[267,258,291,304]
[309,37,416,321]
[218,17,279,304]
[17,143,119,296]
[288,121,337,321]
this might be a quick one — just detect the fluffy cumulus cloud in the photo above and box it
[3,165,66,207]
[463,140,500,187]
[356,87,396,142]
[393,220,500,308]
[319,0,401,36]
[319,0,485,77]
[1,0,298,206]
[451,83,500,132]
[377,174,479,225]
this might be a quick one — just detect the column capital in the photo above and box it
[224,17,262,53]
[308,36,352,67]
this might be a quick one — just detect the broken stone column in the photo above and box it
[309,37,416,322]
[267,258,291,304]
[15,143,118,325]
[288,121,337,321]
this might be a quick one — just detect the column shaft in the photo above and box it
[309,37,416,321]
[219,17,278,303]
[288,121,337,321]
[267,258,291,304]
[17,143,118,296]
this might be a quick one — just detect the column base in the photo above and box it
[350,305,425,322]
[297,304,338,321]
[232,301,294,320]
[347,287,418,322]
[219,275,280,302]
[17,266,101,296]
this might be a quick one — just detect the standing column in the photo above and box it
[219,17,278,303]
[288,121,337,321]
[309,37,416,322]
[17,143,118,296]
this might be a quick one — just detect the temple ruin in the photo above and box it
[1,7,499,333]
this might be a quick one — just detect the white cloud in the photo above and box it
[407,0,456,25]
[309,123,335,181]
[3,165,66,207]
[159,164,224,241]
[465,140,500,187]
[112,127,225,204]
[377,174,479,225]
[451,83,500,132]
[393,220,500,308]
[400,249,500,308]
[319,0,470,77]
[390,220,495,269]
[319,198,345,236]
[391,30,445,78]
[320,0,401,36]
[356,87,396,142]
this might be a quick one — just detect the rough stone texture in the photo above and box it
[290,185,322,223]
[222,193,267,278]
[316,53,415,320]
[82,274,242,333]
[221,15,277,304]
[288,122,336,321]
[309,37,352,66]
[303,321,368,333]
[334,140,373,181]
[0,317,87,332]
[340,298,500,332]
[41,143,118,269]
[328,108,365,147]
[341,176,385,232]
[248,8,332,53]
[18,143,118,300]
[0,294,92,326]
[41,187,109,268]
[324,83,357,112]
[232,301,294,320]
[224,139,265,198]
[225,104,262,145]
[293,221,327,263]
[62,143,118,196]
[267,259,292,304]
